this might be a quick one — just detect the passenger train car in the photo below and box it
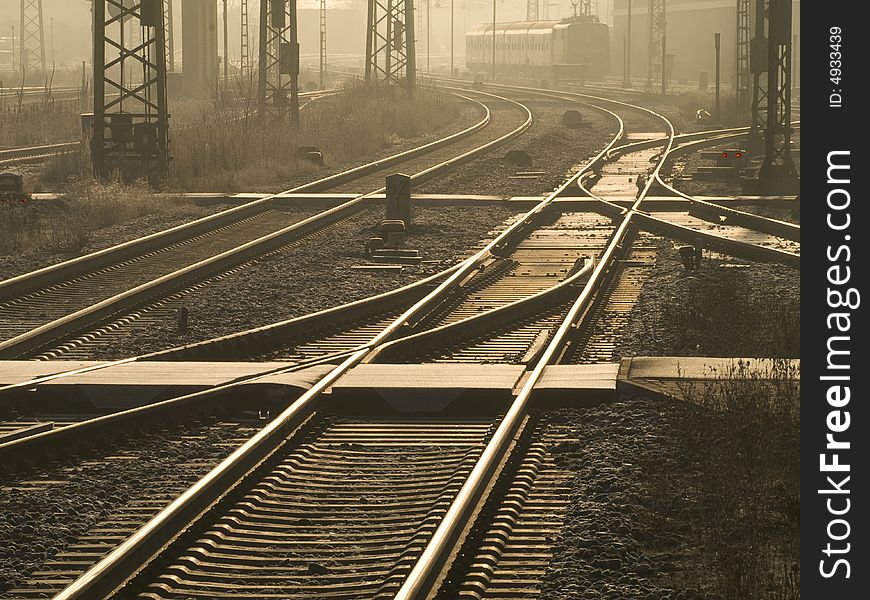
[466,17,610,81]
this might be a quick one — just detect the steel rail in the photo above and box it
[0,88,486,302]
[0,141,81,165]
[393,89,676,600]
[0,89,536,359]
[395,88,800,597]
[47,88,641,600]
[373,257,595,362]
[573,125,800,265]
[654,130,801,241]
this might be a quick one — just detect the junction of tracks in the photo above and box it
[0,80,799,599]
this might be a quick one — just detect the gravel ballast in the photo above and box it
[418,98,617,198]
[0,202,236,281]
[0,417,262,596]
[87,204,520,359]
[540,392,798,599]
[1,95,480,282]
[615,237,800,358]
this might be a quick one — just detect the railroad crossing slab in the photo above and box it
[0,361,327,409]
[532,364,620,405]
[328,364,526,412]
[618,356,800,401]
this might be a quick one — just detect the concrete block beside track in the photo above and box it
[0,361,331,409]
[327,363,526,412]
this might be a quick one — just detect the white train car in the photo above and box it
[466,17,610,81]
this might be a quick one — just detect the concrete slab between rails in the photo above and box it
[532,363,620,406]
[0,360,331,410]
[326,363,527,413]
[616,356,800,402]
[529,357,799,406]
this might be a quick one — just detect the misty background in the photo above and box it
[1,1,799,84]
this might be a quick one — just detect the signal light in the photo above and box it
[735,152,743,159]
[722,152,729,158]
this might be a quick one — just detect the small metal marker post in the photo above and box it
[386,173,412,228]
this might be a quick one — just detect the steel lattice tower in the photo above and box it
[758,0,797,190]
[92,0,169,183]
[320,0,327,88]
[527,0,538,21]
[365,0,417,90]
[258,0,300,122]
[19,0,46,74]
[647,0,665,92]
[241,0,250,76]
[735,0,750,105]
[748,0,768,152]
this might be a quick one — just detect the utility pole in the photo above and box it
[647,0,665,92]
[714,32,721,120]
[748,0,768,152]
[758,0,798,192]
[624,0,632,86]
[10,26,15,72]
[320,0,327,88]
[427,0,430,72]
[450,0,454,76]
[241,0,250,76]
[735,0,750,105]
[527,0,538,21]
[223,0,229,81]
[491,0,496,81]
[165,0,175,72]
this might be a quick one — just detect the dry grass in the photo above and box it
[0,179,182,255]
[0,85,89,148]
[168,79,459,191]
[666,89,749,126]
[676,359,800,599]
[3,81,460,257]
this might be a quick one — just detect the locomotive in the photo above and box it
[465,16,610,81]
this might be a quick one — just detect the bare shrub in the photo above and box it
[0,179,182,256]
[676,359,800,599]
[169,80,460,191]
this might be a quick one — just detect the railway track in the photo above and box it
[0,87,533,360]
[0,84,800,599]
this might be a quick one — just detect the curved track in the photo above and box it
[0,88,533,360]
[0,82,800,600]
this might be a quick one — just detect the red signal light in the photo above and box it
[722,152,729,158]
[735,152,743,158]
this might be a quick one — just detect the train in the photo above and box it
[465,16,610,81]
